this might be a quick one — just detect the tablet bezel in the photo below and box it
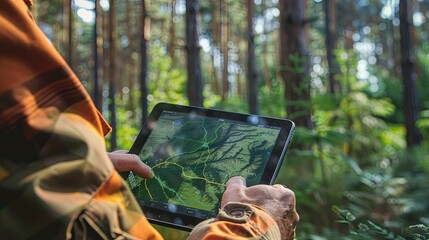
[127,102,295,231]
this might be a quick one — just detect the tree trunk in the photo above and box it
[169,0,177,68]
[125,1,133,110]
[93,0,103,111]
[221,0,229,101]
[186,0,204,107]
[391,1,401,77]
[211,1,220,95]
[261,0,272,90]
[141,0,150,126]
[210,48,220,95]
[262,42,271,91]
[116,1,130,103]
[324,0,340,94]
[279,0,312,129]
[399,0,421,147]
[342,1,354,51]
[247,0,258,114]
[236,67,243,96]
[108,0,117,150]
[63,0,73,66]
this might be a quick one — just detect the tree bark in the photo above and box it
[63,0,73,67]
[324,0,340,94]
[236,67,243,96]
[262,0,272,90]
[93,0,103,111]
[108,0,117,150]
[125,1,133,110]
[210,1,220,95]
[342,1,355,51]
[169,0,177,68]
[262,41,271,91]
[221,0,229,101]
[399,0,422,147]
[141,0,150,126]
[247,0,258,114]
[279,0,312,128]
[186,0,204,107]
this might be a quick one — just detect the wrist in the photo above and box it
[189,202,281,240]
[219,202,282,238]
[221,202,297,240]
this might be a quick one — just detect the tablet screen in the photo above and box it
[126,103,294,230]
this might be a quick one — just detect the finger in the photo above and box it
[272,184,296,205]
[273,184,287,189]
[126,156,154,179]
[225,176,247,189]
[111,150,129,154]
[109,153,153,179]
[221,176,247,207]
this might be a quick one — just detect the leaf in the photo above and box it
[339,153,363,175]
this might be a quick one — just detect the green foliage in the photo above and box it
[116,107,140,149]
[417,43,429,111]
[331,145,429,239]
[146,45,189,110]
[279,48,429,239]
[145,44,221,111]
[416,43,429,147]
[213,95,248,113]
[334,203,429,239]
[213,84,285,118]
[334,207,406,240]
[259,84,286,118]
[417,112,429,147]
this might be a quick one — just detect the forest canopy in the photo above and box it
[32,0,429,239]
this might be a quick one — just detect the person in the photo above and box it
[0,0,299,239]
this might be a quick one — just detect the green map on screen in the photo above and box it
[128,111,280,213]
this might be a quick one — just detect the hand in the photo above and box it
[108,150,153,179]
[221,176,299,240]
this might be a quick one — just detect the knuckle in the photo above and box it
[131,154,140,162]
[283,188,295,199]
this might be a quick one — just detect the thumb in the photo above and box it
[221,176,247,207]
[225,176,247,189]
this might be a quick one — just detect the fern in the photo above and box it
[334,206,429,240]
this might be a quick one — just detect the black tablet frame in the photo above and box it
[127,102,295,231]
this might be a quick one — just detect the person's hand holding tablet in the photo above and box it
[109,151,300,238]
[221,176,299,240]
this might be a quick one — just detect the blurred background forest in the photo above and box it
[31,0,429,239]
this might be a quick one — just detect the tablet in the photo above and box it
[126,102,295,231]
